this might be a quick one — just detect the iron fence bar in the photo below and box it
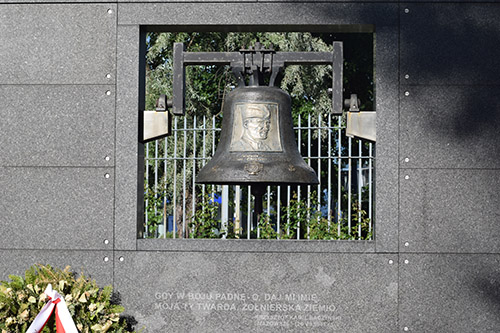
[327,114,332,228]
[235,185,241,238]
[358,139,362,239]
[247,185,252,239]
[163,137,168,238]
[286,185,291,237]
[221,185,229,238]
[369,142,373,238]
[154,140,159,237]
[307,113,312,239]
[172,118,178,239]
[182,117,187,238]
[267,186,271,222]
[297,114,302,240]
[337,115,342,237]
[211,116,216,214]
[317,115,322,220]
[145,142,149,236]
[348,136,352,235]
[192,116,197,237]
[202,115,207,205]
[277,185,281,239]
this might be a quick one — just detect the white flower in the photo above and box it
[65,294,73,302]
[5,317,17,326]
[88,303,97,311]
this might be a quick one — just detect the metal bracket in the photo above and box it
[172,42,343,116]
[141,95,173,143]
[344,94,376,142]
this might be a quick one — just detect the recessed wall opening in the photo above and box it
[140,30,375,241]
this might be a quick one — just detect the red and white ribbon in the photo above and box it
[27,284,79,333]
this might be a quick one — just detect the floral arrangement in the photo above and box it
[0,264,134,332]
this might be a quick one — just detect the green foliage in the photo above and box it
[189,188,241,239]
[0,265,134,333]
[190,190,221,239]
[280,192,372,240]
[144,180,168,238]
[257,214,278,240]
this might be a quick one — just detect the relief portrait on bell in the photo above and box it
[230,102,282,152]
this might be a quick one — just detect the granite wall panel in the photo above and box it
[400,86,500,169]
[0,167,114,250]
[400,168,500,253]
[400,254,500,332]
[372,26,399,252]
[114,25,141,250]
[118,2,398,28]
[0,4,116,84]
[0,85,115,167]
[115,251,398,333]
[400,3,500,85]
[0,250,113,287]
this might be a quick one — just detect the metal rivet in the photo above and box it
[104,173,110,179]
[104,239,109,245]
[404,157,410,163]
[404,91,410,97]
[404,327,409,331]
[404,259,409,264]
[103,257,109,262]
[105,156,111,161]
[389,260,394,265]
[119,257,125,262]
[106,90,112,96]
[405,175,410,180]
[107,9,113,14]
[106,73,111,79]
[405,242,410,247]
[404,74,410,80]
[404,8,410,14]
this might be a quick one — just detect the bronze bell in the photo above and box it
[196,85,319,187]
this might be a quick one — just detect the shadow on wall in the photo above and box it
[399,3,500,142]
[305,0,500,325]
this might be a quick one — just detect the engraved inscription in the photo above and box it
[230,102,282,152]
[153,290,340,329]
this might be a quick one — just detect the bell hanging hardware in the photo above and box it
[171,41,344,116]
[344,93,376,142]
[140,94,173,143]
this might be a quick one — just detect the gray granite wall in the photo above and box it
[0,1,499,332]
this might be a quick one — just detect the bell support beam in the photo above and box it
[171,42,343,115]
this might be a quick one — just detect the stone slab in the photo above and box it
[400,86,500,169]
[0,4,116,84]
[399,254,500,332]
[0,250,113,287]
[400,169,500,253]
[118,3,398,28]
[115,251,398,332]
[372,26,399,252]
[137,239,375,253]
[401,3,500,85]
[114,25,142,250]
[0,85,115,167]
[0,167,114,250]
